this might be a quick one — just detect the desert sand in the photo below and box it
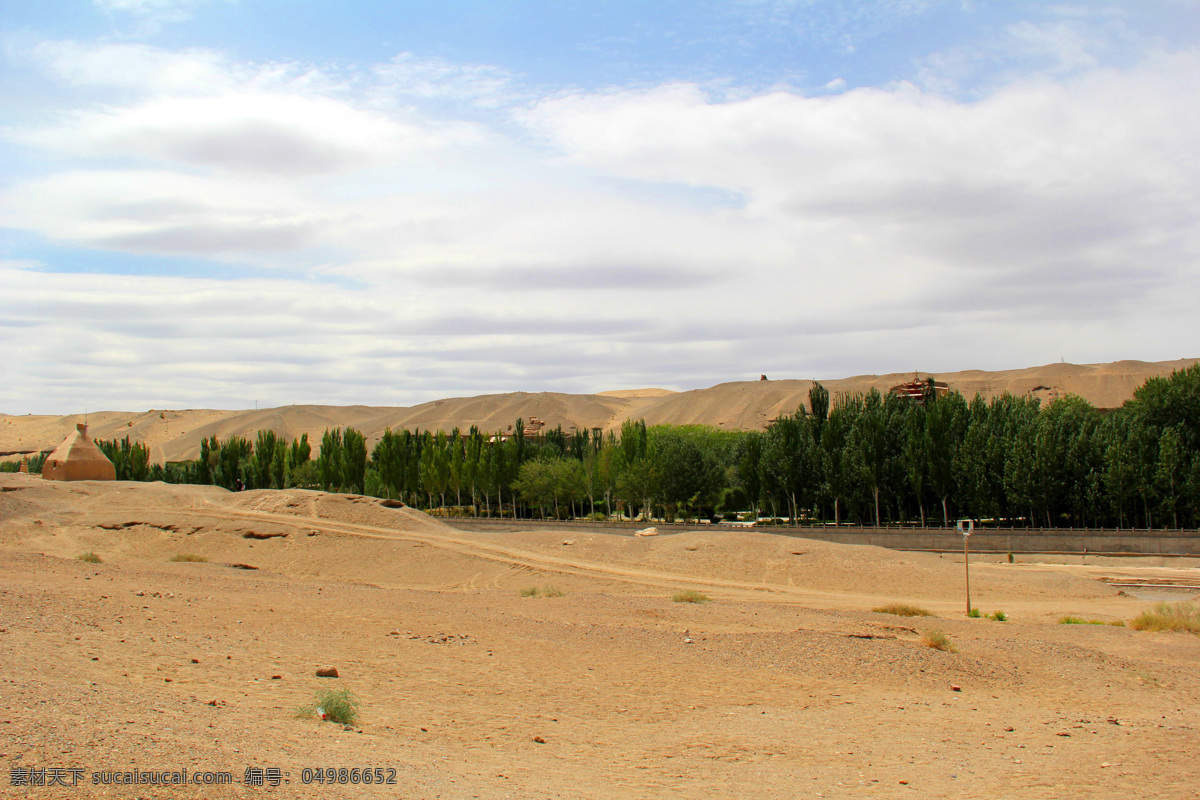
[2,358,1196,462]
[2,472,1198,799]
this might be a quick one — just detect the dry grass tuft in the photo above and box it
[873,603,933,617]
[1129,602,1200,634]
[519,586,564,598]
[76,552,102,564]
[920,630,956,652]
[170,553,208,562]
[672,590,711,604]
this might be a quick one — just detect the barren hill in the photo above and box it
[2,358,1195,462]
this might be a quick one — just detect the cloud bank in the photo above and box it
[2,18,1198,413]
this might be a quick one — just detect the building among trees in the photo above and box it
[890,376,949,403]
[42,424,116,481]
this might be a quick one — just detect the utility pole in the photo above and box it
[957,519,974,615]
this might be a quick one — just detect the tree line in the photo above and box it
[5,365,1198,529]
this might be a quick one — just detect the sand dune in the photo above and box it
[2,473,1198,799]
[2,358,1195,461]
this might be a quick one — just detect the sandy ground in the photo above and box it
[3,358,1196,461]
[2,473,1198,799]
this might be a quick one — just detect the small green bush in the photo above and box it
[299,689,359,725]
[967,607,982,618]
[988,611,1008,621]
[1129,602,1200,634]
[170,553,208,562]
[1060,616,1113,626]
[873,603,933,617]
[519,586,564,598]
[920,630,956,652]
[672,590,711,604]
[77,552,102,564]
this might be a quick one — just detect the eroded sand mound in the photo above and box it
[0,475,1116,608]
[504,528,1117,603]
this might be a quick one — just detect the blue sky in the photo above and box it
[2,1,1199,413]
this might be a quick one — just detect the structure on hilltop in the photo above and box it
[42,424,116,482]
[889,376,949,404]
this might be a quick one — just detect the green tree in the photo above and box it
[926,391,968,526]
[342,427,367,494]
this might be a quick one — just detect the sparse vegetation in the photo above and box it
[873,603,933,617]
[298,688,360,725]
[77,552,102,563]
[1060,616,1124,626]
[1129,601,1200,634]
[988,610,1008,621]
[920,630,956,652]
[170,553,208,562]
[519,586,564,598]
[672,590,711,604]
[967,607,982,618]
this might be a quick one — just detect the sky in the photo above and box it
[2,1,1199,414]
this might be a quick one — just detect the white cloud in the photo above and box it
[2,33,1199,411]
[92,0,221,33]
[25,40,240,94]
[25,92,463,175]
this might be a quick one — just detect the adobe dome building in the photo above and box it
[42,424,116,482]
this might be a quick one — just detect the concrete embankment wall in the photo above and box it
[446,518,1200,556]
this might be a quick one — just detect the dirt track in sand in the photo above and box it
[2,473,1199,799]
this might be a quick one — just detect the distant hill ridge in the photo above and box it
[2,358,1195,463]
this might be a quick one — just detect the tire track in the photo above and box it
[201,503,853,604]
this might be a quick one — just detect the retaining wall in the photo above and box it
[445,518,1200,556]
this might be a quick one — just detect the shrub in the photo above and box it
[988,611,1008,622]
[920,630,956,652]
[1129,602,1200,634]
[873,603,933,617]
[672,590,711,604]
[77,552,102,563]
[170,553,208,562]
[299,689,359,725]
[519,586,564,598]
[967,607,982,618]
[1060,616,1121,626]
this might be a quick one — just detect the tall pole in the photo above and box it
[958,519,973,615]
[964,532,971,615]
